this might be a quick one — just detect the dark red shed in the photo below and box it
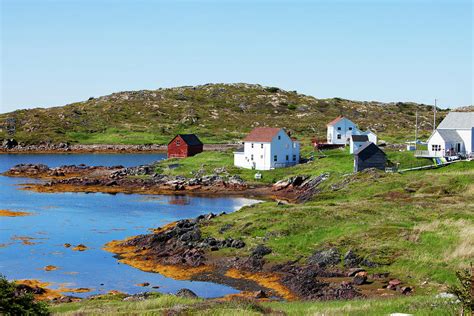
[167,134,203,158]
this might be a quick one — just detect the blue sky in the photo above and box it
[1,0,472,113]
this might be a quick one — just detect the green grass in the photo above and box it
[199,161,474,287]
[0,83,447,145]
[49,294,461,315]
[154,146,433,184]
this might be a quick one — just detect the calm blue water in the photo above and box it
[0,154,259,298]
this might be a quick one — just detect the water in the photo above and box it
[0,154,259,298]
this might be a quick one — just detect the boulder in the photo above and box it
[252,245,272,258]
[175,288,198,298]
[254,290,267,299]
[343,250,376,268]
[353,273,368,285]
[308,248,341,267]
[231,239,245,249]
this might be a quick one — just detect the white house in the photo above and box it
[327,116,377,145]
[425,112,474,157]
[327,116,358,145]
[234,127,300,170]
[350,135,369,154]
[361,130,378,144]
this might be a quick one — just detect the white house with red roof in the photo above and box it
[234,127,300,170]
[327,116,377,145]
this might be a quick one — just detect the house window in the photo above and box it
[176,140,181,146]
[261,144,263,149]
[293,143,297,148]
[431,145,441,151]
[260,155,263,159]
[251,154,254,160]
[349,127,353,131]
[278,135,281,140]
[337,127,341,131]
[274,155,277,162]
[293,155,296,161]
[251,143,254,148]
[337,134,342,139]
[286,155,289,161]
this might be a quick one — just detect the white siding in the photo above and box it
[427,131,446,157]
[234,129,300,170]
[457,129,473,154]
[327,118,359,144]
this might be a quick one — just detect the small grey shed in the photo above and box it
[353,142,387,172]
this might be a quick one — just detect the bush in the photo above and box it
[0,275,49,315]
[264,87,280,93]
[287,104,297,110]
[448,265,473,316]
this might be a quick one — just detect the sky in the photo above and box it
[0,0,472,113]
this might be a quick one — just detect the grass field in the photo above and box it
[49,293,460,315]
[199,161,473,288]
[155,146,434,184]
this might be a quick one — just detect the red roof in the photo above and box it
[327,116,344,126]
[243,127,282,142]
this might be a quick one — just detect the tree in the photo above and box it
[0,275,49,316]
[448,265,473,316]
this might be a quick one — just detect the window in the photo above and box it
[293,155,296,161]
[293,143,297,148]
[261,144,264,149]
[286,155,289,161]
[251,154,254,160]
[278,135,281,140]
[260,155,263,159]
[337,134,342,139]
[251,143,254,148]
[431,144,441,151]
[349,127,353,131]
[274,155,278,162]
[337,127,341,131]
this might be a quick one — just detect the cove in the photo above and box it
[0,153,259,298]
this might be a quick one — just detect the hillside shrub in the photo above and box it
[0,275,49,315]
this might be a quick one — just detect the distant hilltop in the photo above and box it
[0,83,454,145]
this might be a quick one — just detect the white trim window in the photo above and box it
[431,144,441,151]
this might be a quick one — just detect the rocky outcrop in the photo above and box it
[307,248,341,268]
[120,213,246,267]
[272,173,329,202]
[5,163,250,195]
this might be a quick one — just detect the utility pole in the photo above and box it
[433,99,437,132]
[415,110,418,151]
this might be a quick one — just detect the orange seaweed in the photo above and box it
[14,280,62,301]
[0,209,32,217]
[43,265,58,271]
[72,244,88,251]
[103,239,212,280]
[225,268,296,301]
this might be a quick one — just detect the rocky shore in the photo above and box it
[0,140,239,153]
[103,212,413,301]
[5,164,330,202]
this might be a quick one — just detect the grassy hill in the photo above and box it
[49,159,474,315]
[0,83,447,145]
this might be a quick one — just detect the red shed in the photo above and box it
[167,134,203,158]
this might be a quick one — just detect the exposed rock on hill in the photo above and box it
[0,83,446,145]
